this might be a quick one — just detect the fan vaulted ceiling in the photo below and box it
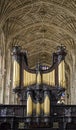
[0,0,76,68]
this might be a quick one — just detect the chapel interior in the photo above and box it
[0,0,76,130]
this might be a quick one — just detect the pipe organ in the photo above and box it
[12,45,67,127]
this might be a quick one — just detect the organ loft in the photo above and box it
[0,0,76,130]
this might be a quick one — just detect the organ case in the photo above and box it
[12,45,67,126]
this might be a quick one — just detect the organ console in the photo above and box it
[12,44,67,127]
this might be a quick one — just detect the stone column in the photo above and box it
[4,48,12,104]
[0,32,16,104]
[0,31,6,104]
[70,50,76,104]
[65,57,71,105]
[71,51,76,104]
[2,39,9,104]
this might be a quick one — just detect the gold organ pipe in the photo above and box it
[30,73,32,85]
[42,70,55,86]
[47,73,50,85]
[58,60,66,88]
[51,70,55,86]
[27,95,33,116]
[49,72,52,86]
[36,102,40,115]
[26,71,28,86]
[27,72,30,86]
[24,70,36,87]
[44,96,50,115]
[24,71,28,86]
[62,60,66,88]
[36,71,41,84]
[32,73,36,84]
[58,61,62,86]
[42,73,50,85]
[24,70,26,86]
[24,69,55,87]
[13,60,20,88]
